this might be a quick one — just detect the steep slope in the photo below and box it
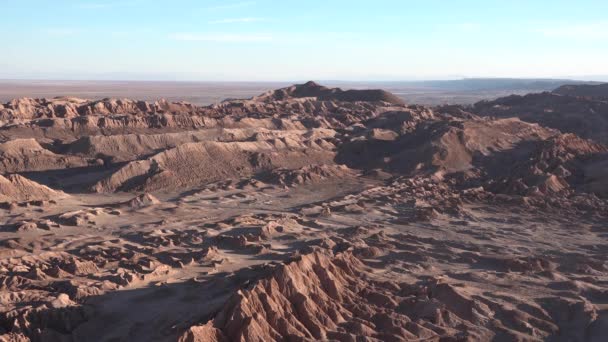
[0,138,91,173]
[0,174,68,202]
[93,139,335,193]
[472,92,608,144]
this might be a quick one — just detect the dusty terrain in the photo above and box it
[0,81,607,341]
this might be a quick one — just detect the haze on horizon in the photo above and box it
[1,0,608,82]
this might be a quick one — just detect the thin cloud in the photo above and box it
[169,33,272,42]
[535,22,608,40]
[205,1,256,11]
[43,28,81,37]
[42,28,144,39]
[209,17,264,24]
[457,23,481,32]
[76,1,140,9]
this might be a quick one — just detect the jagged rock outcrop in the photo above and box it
[261,164,357,187]
[181,250,602,341]
[123,193,161,208]
[0,97,86,120]
[0,97,197,122]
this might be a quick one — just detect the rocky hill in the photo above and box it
[472,92,608,144]
[554,83,608,101]
[254,81,406,105]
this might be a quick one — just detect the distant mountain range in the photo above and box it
[0,78,605,107]
[328,78,603,92]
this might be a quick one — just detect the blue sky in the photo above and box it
[1,0,608,81]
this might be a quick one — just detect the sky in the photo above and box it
[1,0,608,81]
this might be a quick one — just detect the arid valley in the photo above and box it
[0,80,607,341]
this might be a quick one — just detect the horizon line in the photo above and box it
[0,76,606,84]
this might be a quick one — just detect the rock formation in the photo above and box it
[472,89,608,144]
[0,82,607,341]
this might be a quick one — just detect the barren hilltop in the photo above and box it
[0,82,607,341]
